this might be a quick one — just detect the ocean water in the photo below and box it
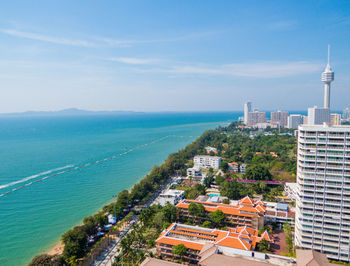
[0,112,240,265]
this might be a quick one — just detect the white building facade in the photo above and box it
[308,106,330,125]
[271,111,289,127]
[194,155,222,170]
[248,111,266,126]
[288,114,303,129]
[295,124,350,262]
[244,101,252,125]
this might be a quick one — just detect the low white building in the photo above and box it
[284,182,297,201]
[187,167,201,177]
[205,146,218,154]
[240,163,247,173]
[264,202,295,227]
[158,189,185,206]
[194,155,222,170]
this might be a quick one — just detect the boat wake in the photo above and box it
[0,135,196,198]
[0,165,74,190]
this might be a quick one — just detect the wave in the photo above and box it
[0,165,74,190]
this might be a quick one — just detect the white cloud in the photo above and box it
[137,61,321,78]
[0,29,94,47]
[108,57,161,65]
[0,28,219,48]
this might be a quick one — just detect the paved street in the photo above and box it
[92,175,177,266]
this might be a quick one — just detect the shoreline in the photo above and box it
[29,120,230,264]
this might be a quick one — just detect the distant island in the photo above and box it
[0,108,142,117]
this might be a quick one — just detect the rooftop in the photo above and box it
[156,223,272,252]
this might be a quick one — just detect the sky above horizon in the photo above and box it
[0,0,350,113]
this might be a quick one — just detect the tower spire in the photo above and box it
[322,45,334,109]
[327,44,331,69]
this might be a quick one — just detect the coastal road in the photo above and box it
[92,175,177,266]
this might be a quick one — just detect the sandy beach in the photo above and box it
[47,242,64,256]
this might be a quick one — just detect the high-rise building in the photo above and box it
[288,114,303,129]
[343,108,350,119]
[271,111,289,127]
[330,113,341,126]
[308,106,330,125]
[295,124,350,262]
[322,45,335,109]
[244,102,252,125]
[247,111,266,125]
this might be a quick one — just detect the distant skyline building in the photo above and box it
[330,113,341,126]
[308,106,330,125]
[244,101,252,125]
[321,45,335,109]
[288,114,303,129]
[271,111,289,127]
[343,108,350,119]
[248,110,266,126]
[295,124,350,262]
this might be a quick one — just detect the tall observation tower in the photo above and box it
[321,45,334,108]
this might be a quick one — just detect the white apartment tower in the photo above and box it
[308,106,330,125]
[271,111,289,127]
[295,124,350,262]
[244,101,252,125]
[288,114,303,129]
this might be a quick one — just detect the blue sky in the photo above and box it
[0,0,349,112]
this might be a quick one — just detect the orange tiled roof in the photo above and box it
[156,223,272,253]
[157,236,204,251]
[170,230,216,241]
[239,196,255,206]
[176,197,265,218]
[176,226,218,237]
[215,236,252,250]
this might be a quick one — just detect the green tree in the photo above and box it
[257,239,270,253]
[283,222,295,257]
[209,210,225,227]
[202,221,212,228]
[162,202,177,223]
[222,198,230,204]
[172,244,187,261]
[215,175,225,186]
[245,164,272,181]
[29,254,64,266]
[62,226,88,260]
[188,203,206,223]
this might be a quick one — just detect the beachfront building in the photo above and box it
[193,155,222,170]
[295,124,350,262]
[158,189,185,206]
[155,223,272,264]
[176,196,266,229]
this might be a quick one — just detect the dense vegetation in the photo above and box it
[29,122,297,265]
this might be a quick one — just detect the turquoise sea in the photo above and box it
[0,112,240,265]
